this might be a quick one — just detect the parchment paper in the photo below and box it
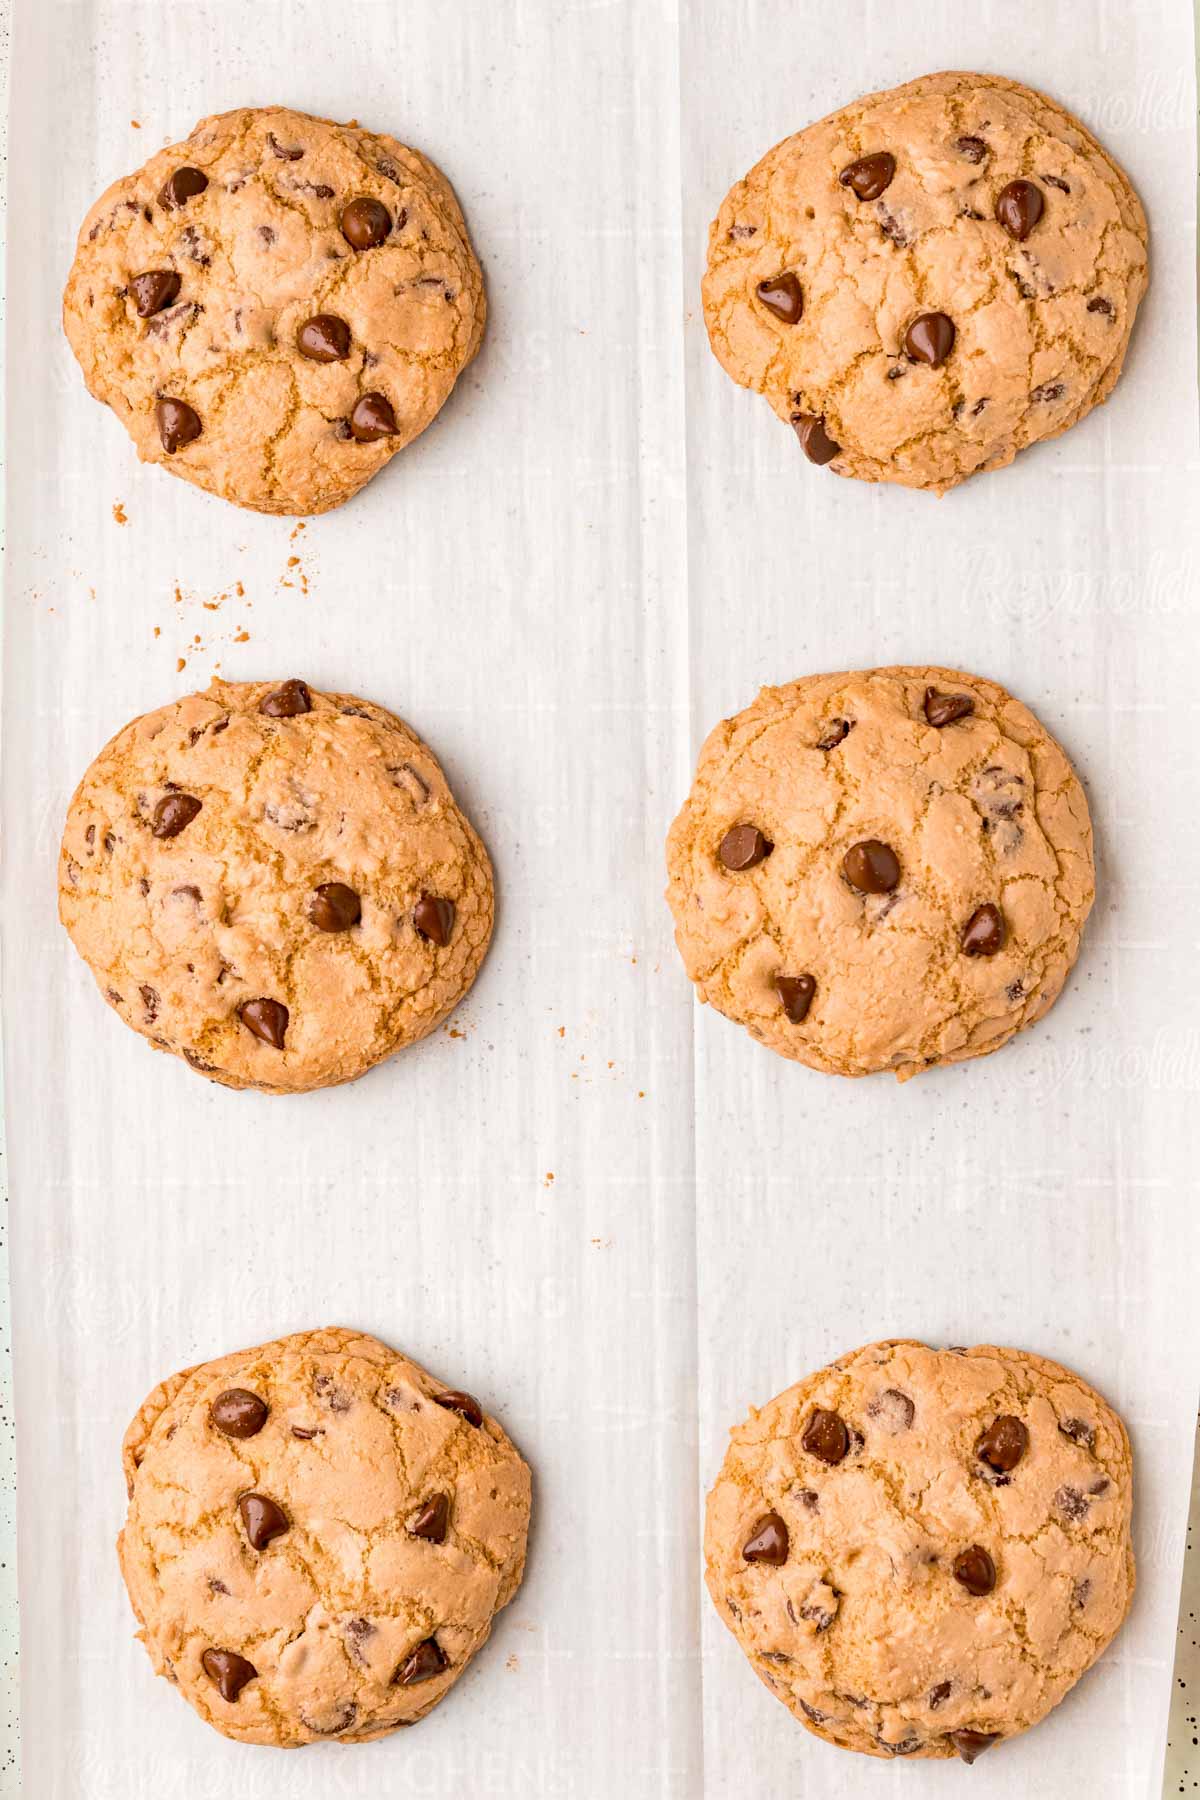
[1,2,1197,1797]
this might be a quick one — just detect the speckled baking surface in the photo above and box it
[1,3,1199,1798]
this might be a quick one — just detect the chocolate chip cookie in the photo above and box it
[703,72,1148,493]
[706,1340,1133,1763]
[63,106,485,514]
[119,1327,531,1746]
[665,667,1094,1079]
[58,679,493,1093]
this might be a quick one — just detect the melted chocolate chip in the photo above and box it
[259,679,312,717]
[159,166,209,210]
[756,273,803,323]
[802,1408,849,1465]
[155,397,201,453]
[961,903,1006,957]
[349,393,398,441]
[867,1388,914,1432]
[842,839,900,894]
[201,1648,257,1702]
[839,151,896,200]
[210,1389,268,1438]
[995,179,1044,241]
[395,1638,448,1686]
[341,197,391,249]
[238,1492,289,1551]
[791,412,840,465]
[929,1680,952,1710]
[924,687,974,728]
[741,1511,789,1565]
[297,313,351,361]
[718,825,772,871]
[949,1730,999,1765]
[817,718,852,750]
[953,1545,996,1596]
[1087,295,1115,317]
[1055,1484,1091,1521]
[131,270,181,318]
[905,312,956,367]
[413,894,455,946]
[151,792,201,838]
[238,998,289,1049]
[955,135,988,162]
[976,1414,1028,1473]
[309,883,361,932]
[434,1389,483,1428]
[776,973,815,1024]
[410,1493,451,1543]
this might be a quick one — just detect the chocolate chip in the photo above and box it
[1058,1417,1096,1450]
[1072,1577,1091,1609]
[755,273,803,323]
[949,1730,999,1765]
[717,825,772,871]
[395,1638,448,1686]
[201,1648,257,1702]
[953,1545,996,1596]
[1087,296,1115,317]
[239,998,289,1049]
[799,1699,828,1725]
[924,687,974,728]
[838,151,896,200]
[995,179,1044,241]
[297,313,352,362]
[904,312,955,367]
[414,894,455,946]
[929,1680,952,1710]
[309,883,361,932]
[776,973,815,1024]
[151,792,201,838]
[291,1425,320,1440]
[434,1389,483,1428]
[410,1493,450,1543]
[867,1388,914,1432]
[791,412,840,465]
[155,397,201,453]
[210,1389,268,1438]
[961,903,1006,957]
[341,197,391,249]
[140,985,159,1022]
[1030,381,1065,403]
[259,679,311,717]
[955,135,988,162]
[1055,1484,1090,1521]
[976,1414,1028,1473]
[817,719,852,749]
[741,1511,788,1565]
[158,166,208,210]
[131,270,181,318]
[802,1408,848,1465]
[842,839,900,894]
[349,393,398,441]
[238,1493,289,1551]
[266,131,304,161]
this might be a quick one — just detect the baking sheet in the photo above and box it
[0,1,1197,1797]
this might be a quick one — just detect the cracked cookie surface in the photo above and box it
[705,1339,1133,1764]
[702,71,1148,493]
[63,106,485,514]
[58,678,493,1093]
[665,666,1094,1079]
[119,1326,531,1746]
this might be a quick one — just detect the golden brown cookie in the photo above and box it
[705,1340,1134,1763]
[119,1327,531,1746]
[63,106,485,514]
[665,666,1094,1078]
[703,72,1148,492]
[58,678,493,1093]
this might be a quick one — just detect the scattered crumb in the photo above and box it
[557,1026,565,1038]
[153,626,161,638]
[131,119,141,129]
[506,1654,519,1672]
[233,629,250,643]
[112,501,127,525]
[446,1027,464,1040]
[543,1172,555,1187]
[176,657,186,672]
[637,1091,645,1099]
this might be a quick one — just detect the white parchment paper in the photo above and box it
[1,2,1197,1797]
